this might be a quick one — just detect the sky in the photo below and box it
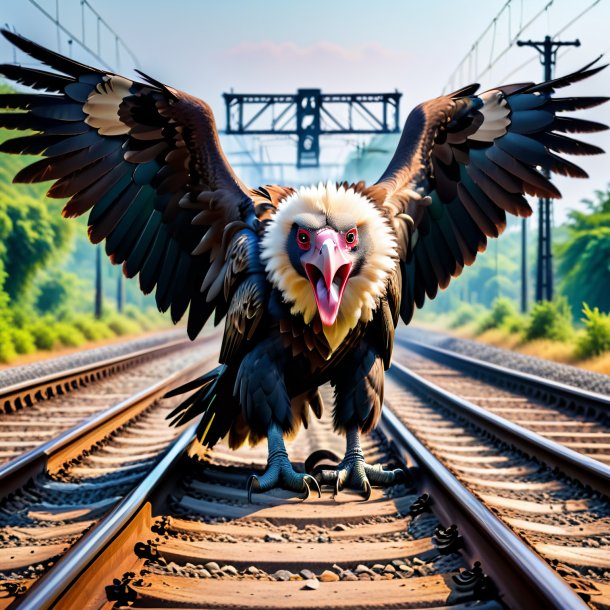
[1,0,609,224]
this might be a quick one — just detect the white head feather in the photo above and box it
[261,182,397,351]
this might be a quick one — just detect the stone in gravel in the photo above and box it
[384,564,396,573]
[318,535,329,543]
[199,569,211,578]
[333,523,349,531]
[391,559,404,567]
[205,561,220,571]
[358,573,371,580]
[247,566,260,574]
[332,563,344,574]
[273,570,293,582]
[372,564,385,572]
[300,569,317,580]
[355,564,371,574]
[302,579,319,590]
[342,570,358,581]
[221,565,238,575]
[265,533,284,543]
[320,570,340,582]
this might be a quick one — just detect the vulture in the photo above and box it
[0,30,607,499]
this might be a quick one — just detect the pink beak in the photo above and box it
[301,228,352,326]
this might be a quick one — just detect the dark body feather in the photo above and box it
[0,30,606,449]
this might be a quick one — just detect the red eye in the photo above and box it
[297,228,311,250]
[345,228,358,246]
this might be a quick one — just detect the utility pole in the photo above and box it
[517,36,580,304]
[95,245,103,319]
[117,270,124,313]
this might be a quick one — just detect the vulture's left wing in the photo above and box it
[366,60,608,323]
[0,29,257,341]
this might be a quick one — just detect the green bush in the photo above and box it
[449,304,485,329]
[0,328,16,362]
[525,297,573,342]
[577,303,610,358]
[70,314,114,341]
[10,327,35,354]
[502,313,527,334]
[53,322,86,347]
[104,313,141,336]
[123,304,155,331]
[477,297,517,333]
[28,320,58,350]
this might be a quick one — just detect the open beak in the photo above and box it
[301,228,352,326]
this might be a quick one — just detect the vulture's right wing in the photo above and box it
[365,60,608,323]
[0,29,261,345]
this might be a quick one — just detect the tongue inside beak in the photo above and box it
[305,262,351,326]
[302,229,353,327]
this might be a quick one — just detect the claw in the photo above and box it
[304,474,322,498]
[362,479,372,501]
[247,474,260,503]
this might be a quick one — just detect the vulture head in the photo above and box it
[261,183,397,350]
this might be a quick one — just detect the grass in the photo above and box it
[421,298,610,377]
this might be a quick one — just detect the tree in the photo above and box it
[557,186,610,313]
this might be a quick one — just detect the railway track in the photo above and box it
[0,381,598,610]
[386,337,610,608]
[1,329,609,608]
[394,335,610,479]
[0,332,220,605]
[0,334,218,466]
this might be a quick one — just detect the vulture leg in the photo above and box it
[318,425,404,498]
[247,422,321,501]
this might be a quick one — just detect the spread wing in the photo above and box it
[0,29,259,341]
[365,59,608,323]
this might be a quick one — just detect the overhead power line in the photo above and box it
[443,0,603,91]
[22,0,139,71]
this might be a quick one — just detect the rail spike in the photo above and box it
[105,571,138,607]
[451,561,496,602]
[408,492,432,517]
[432,524,463,555]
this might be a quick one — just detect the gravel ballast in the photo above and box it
[399,326,610,395]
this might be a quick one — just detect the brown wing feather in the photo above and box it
[0,29,256,339]
[369,61,608,323]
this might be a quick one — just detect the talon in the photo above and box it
[305,450,342,474]
[362,480,372,501]
[335,468,348,494]
[304,474,322,498]
[247,475,260,503]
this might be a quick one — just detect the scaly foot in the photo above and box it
[316,427,404,499]
[247,423,321,502]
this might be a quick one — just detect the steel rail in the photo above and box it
[16,391,589,610]
[397,335,610,412]
[15,421,200,610]
[378,408,589,610]
[0,343,217,497]
[0,334,190,413]
[388,358,610,496]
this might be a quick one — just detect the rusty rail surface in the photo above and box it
[11,405,589,609]
[0,335,190,413]
[397,336,610,415]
